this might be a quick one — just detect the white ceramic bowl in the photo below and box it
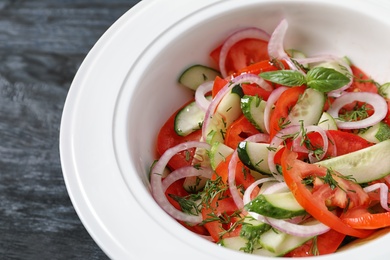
[60,0,390,259]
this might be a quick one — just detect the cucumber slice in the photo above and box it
[237,141,272,175]
[245,192,306,219]
[220,236,277,257]
[209,142,234,170]
[315,139,390,183]
[286,49,306,59]
[205,85,244,145]
[241,95,267,132]
[174,96,211,136]
[259,228,313,255]
[358,121,390,143]
[178,64,221,90]
[317,111,338,130]
[379,82,390,99]
[287,88,326,126]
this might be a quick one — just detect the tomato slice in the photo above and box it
[210,38,269,76]
[305,130,373,158]
[156,99,203,170]
[281,148,373,238]
[212,76,229,98]
[347,65,378,93]
[201,196,241,242]
[341,206,390,229]
[268,86,306,140]
[164,179,209,236]
[284,229,346,257]
[224,115,260,149]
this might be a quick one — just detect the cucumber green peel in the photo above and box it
[316,139,390,183]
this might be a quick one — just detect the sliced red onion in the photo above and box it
[268,125,302,181]
[306,125,328,163]
[228,150,244,209]
[229,133,270,210]
[268,19,297,70]
[245,180,331,236]
[202,74,272,139]
[268,125,328,178]
[264,86,289,134]
[325,130,338,157]
[243,177,277,221]
[151,141,211,224]
[327,92,388,129]
[265,218,330,237]
[364,183,390,212]
[268,19,289,60]
[161,166,213,192]
[262,181,289,194]
[195,81,213,112]
[219,27,270,78]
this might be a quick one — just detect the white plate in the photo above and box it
[60,0,390,259]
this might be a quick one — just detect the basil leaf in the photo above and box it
[260,70,306,87]
[306,67,350,92]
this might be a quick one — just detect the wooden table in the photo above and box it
[0,1,140,258]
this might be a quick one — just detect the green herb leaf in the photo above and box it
[260,70,306,87]
[306,67,350,92]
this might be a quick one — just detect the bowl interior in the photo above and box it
[116,0,390,258]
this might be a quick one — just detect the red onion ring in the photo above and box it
[243,177,277,221]
[246,181,331,237]
[228,133,270,209]
[268,19,297,70]
[162,166,213,192]
[327,92,388,129]
[264,86,289,134]
[151,141,211,224]
[195,81,213,112]
[268,125,329,179]
[219,27,270,78]
[264,218,330,237]
[260,182,330,236]
[364,183,390,212]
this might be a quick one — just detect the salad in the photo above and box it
[150,19,390,257]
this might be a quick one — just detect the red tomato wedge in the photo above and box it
[347,65,378,93]
[281,148,373,238]
[224,115,260,149]
[341,206,390,230]
[201,196,241,242]
[268,86,306,140]
[210,38,269,76]
[212,76,229,98]
[305,130,373,158]
[156,100,202,170]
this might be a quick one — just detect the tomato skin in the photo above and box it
[156,100,202,170]
[347,65,378,93]
[281,148,373,238]
[210,38,269,76]
[201,196,241,242]
[269,86,306,140]
[215,153,258,192]
[284,229,346,257]
[305,130,373,158]
[212,76,229,98]
[224,115,260,149]
[341,206,390,229]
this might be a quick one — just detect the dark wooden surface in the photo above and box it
[0,1,140,259]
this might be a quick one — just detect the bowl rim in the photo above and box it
[60,0,390,259]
